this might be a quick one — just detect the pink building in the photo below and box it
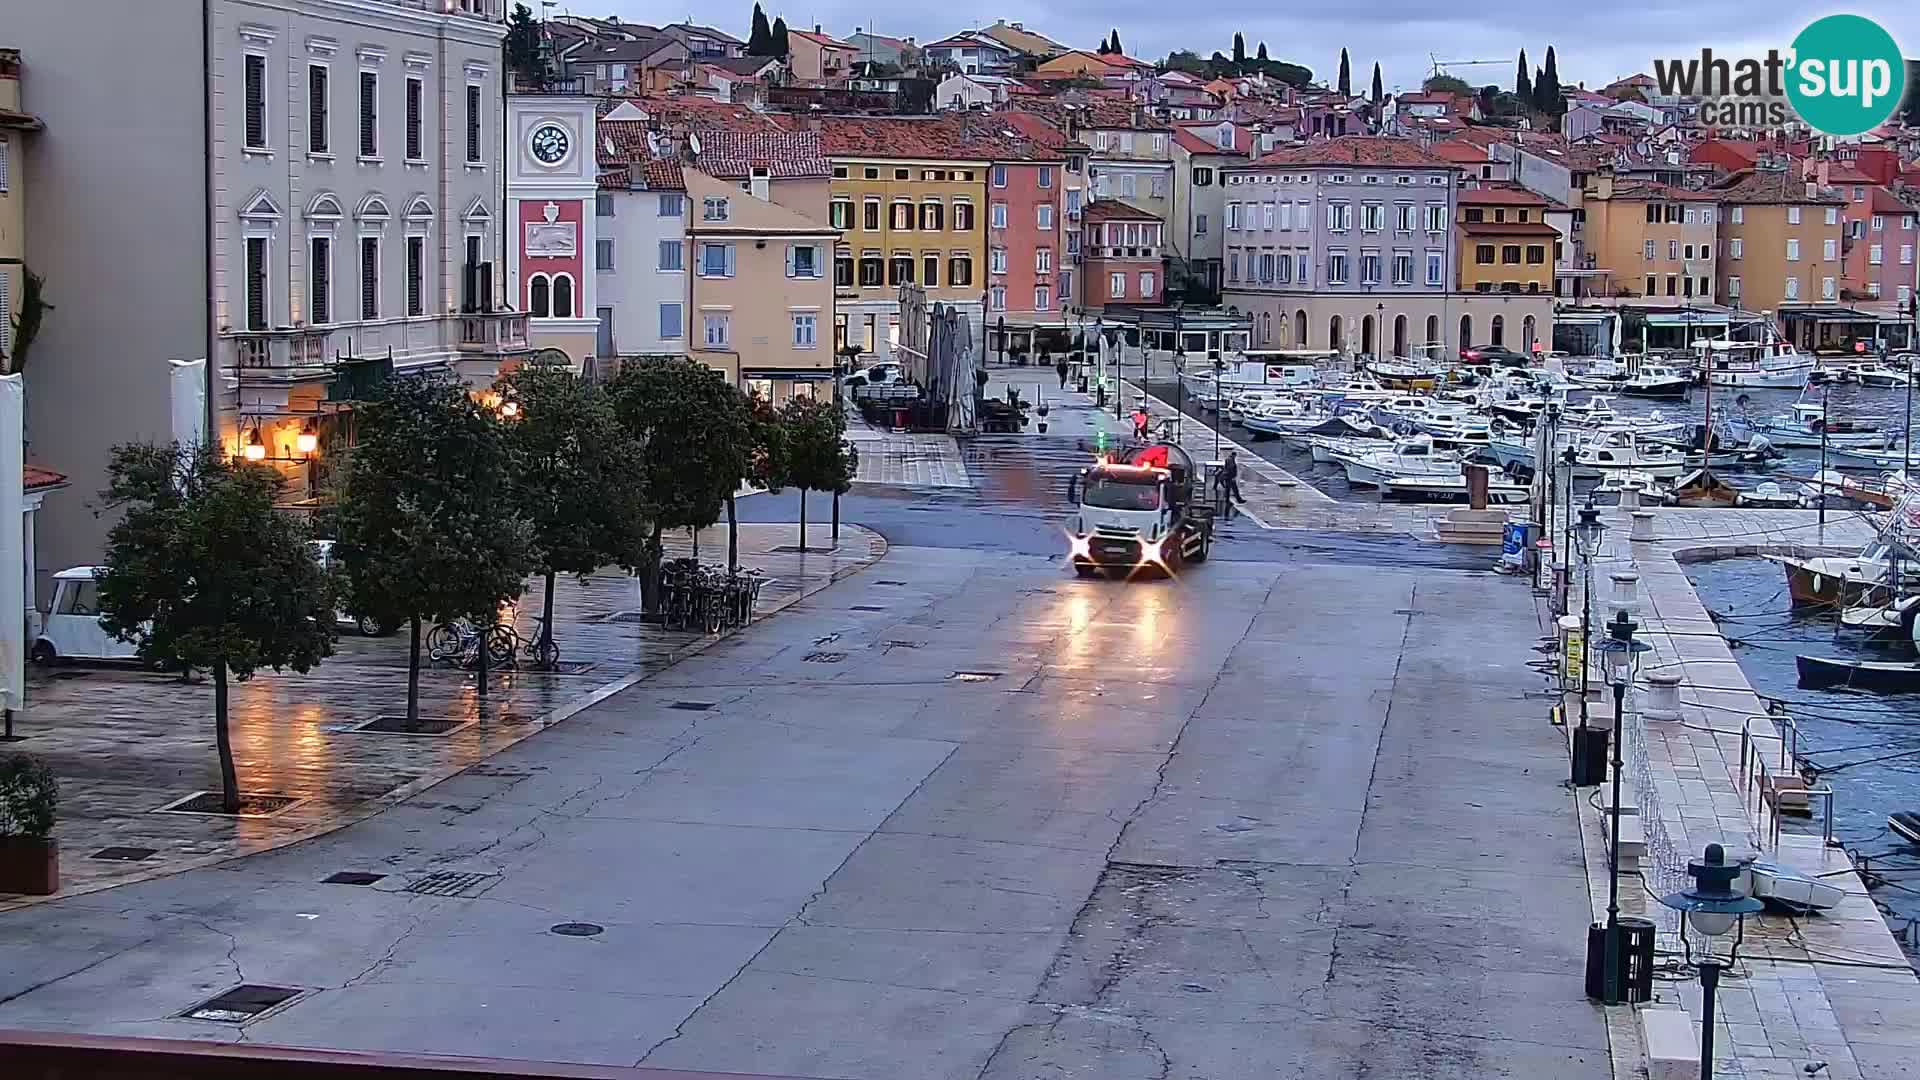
[1080,199,1164,313]
[985,148,1067,337]
[1840,186,1918,313]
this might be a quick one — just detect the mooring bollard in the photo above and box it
[1272,479,1298,508]
[1630,510,1657,542]
[1608,570,1642,620]
[1642,671,1682,721]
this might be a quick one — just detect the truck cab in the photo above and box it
[1068,444,1212,574]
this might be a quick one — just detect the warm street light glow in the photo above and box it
[295,421,319,456]
[244,429,267,461]
[500,400,520,419]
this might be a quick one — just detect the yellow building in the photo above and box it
[820,116,990,359]
[1712,167,1847,314]
[682,168,838,402]
[0,49,44,371]
[1580,175,1720,303]
[1456,187,1557,295]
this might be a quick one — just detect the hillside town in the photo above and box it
[6,4,1920,1080]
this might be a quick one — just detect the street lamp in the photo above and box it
[1570,501,1607,786]
[1658,843,1764,1079]
[1590,609,1651,1007]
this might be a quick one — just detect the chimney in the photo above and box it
[813,24,821,34]
[1012,22,1024,29]
[750,167,771,201]
[1817,159,1830,190]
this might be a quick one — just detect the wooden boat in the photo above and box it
[1796,654,1920,692]
[1667,468,1739,508]
[1773,541,1917,607]
[1890,811,1920,845]
[1737,482,1802,509]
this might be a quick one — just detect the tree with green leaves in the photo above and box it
[504,3,543,87]
[1232,33,1245,67]
[770,17,790,58]
[1424,73,1471,95]
[3,269,51,376]
[604,359,752,609]
[1337,49,1351,96]
[766,397,854,552]
[1516,49,1532,104]
[747,3,773,55]
[1370,62,1383,105]
[496,363,651,663]
[1907,60,1920,128]
[1163,50,1207,75]
[96,443,335,813]
[333,371,532,720]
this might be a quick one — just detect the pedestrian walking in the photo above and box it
[1055,354,1070,390]
[1131,399,1151,442]
[1217,451,1244,519]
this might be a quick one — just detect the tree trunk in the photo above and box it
[541,569,557,650]
[406,616,422,722]
[691,526,699,562]
[213,659,238,813]
[727,492,739,570]
[476,615,490,701]
[798,488,808,552]
[640,526,664,613]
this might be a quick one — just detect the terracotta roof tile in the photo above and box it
[1458,186,1548,206]
[819,114,1064,162]
[24,466,66,491]
[1428,140,1490,164]
[1243,135,1457,170]
[1714,168,1846,205]
[1082,198,1160,223]
[1459,220,1561,236]
[691,130,830,178]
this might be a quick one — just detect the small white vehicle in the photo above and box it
[843,363,907,388]
[31,566,139,664]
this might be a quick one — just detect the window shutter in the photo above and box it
[311,237,330,324]
[785,245,796,277]
[466,85,482,162]
[309,66,328,153]
[244,55,267,148]
[405,78,422,160]
[361,237,379,319]
[0,137,8,193]
[725,245,736,277]
[0,272,10,358]
[359,72,378,157]
[245,237,268,330]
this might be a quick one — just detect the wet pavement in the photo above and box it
[0,490,1604,1078]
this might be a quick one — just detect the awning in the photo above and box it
[1644,312,1731,327]
[741,369,837,381]
[1779,306,1878,323]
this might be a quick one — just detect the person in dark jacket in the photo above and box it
[1217,451,1244,518]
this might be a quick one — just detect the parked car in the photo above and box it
[308,540,393,636]
[1460,345,1532,367]
[31,567,139,664]
[843,363,906,389]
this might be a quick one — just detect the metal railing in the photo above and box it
[1739,714,1837,850]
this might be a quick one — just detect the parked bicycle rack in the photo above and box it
[659,559,772,634]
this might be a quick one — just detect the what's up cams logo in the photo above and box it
[1653,14,1907,136]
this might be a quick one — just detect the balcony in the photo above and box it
[229,328,335,383]
[459,312,530,354]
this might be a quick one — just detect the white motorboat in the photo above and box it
[1696,328,1814,389]
[1827,442,1913,471]
[1310,377,1396,405]
[1569,430,1687,480]
[1381,474,1530,503]
[1226,389,1295,423]
[1334,435,1462,488]
[1615,363,1693,399]
[1855,362,1911,387]
[1729,401,1885,450]
[1242,398,1327,438]
[1737,482,1803,509]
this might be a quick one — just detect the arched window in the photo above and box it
[1425,314,1441,351]
[1393,315,1408,359]
[552,274,575,318]
[1360,315,1375,357]
[1523,315,1537,351]
[1459,314,1473,348]
[1329,315,1344,351]
[1491,314,1505,347]
[1295,309,1308,346]
[529,274,550,317]
[1259,311,1272,345]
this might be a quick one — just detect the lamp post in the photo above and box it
[1212,356,1226,461]
[1657,843,1765,1079]
[1592,610,1650,1007]
[1570,501,1608,788]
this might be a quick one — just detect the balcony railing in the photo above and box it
[459,312,530,352]
[229,329,335,381]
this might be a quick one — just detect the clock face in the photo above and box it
[530,123,570,165]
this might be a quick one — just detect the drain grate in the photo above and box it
[550,922,605,937]
[667,701,715,711]
[803,652,847,663]
[850,605,886,612]
[404,870,500,898]
[182,984,303,1023]
[323,871,386,886]
[355,716,472,737]
[950,671,1004,682]
[154,792,302,818]
[90,846,157,862]
[874,580,907,586]
[880,640,923,650]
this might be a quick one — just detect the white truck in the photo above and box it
[1066,442,1215,575]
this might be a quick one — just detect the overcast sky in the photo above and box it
[577,1,1917,96]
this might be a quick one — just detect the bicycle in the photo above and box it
[522,612,561,670]
[426,618,518,669]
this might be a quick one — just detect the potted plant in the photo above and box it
[0,752,59,895]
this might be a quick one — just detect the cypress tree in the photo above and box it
[746,4,772,55]
[1337,48,1351,95]
[770,16,789,58]
[1370,62,1383,104]
[1233,33,1246,66]
[1109,30,1123,56]
[1257,42,1268,62]
[1516,49,1531,103]
[1541,46,1563,114]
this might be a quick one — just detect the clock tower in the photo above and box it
[505,93,600,369]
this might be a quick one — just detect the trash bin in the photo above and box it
[1619,917,1656,1003]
